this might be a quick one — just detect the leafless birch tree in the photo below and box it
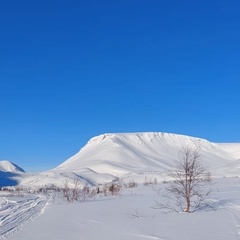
[156,147,212,213]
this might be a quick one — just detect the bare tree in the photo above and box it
[63,179,71,202]
[156,147,211,213]
[108,178,122,196]
[71,178,81,202]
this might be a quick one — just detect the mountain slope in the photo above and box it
[0,160,25,173]
[56,132,237,172]
[19,132,240,188]
[0,160,25,187]
[52,132,240,183]
[218,143,240,159]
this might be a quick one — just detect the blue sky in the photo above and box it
[0,0,240,172]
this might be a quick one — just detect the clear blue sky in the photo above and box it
[0,0,240,172]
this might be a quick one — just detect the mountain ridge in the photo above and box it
[56,132,238,172]
[2,132,240,188]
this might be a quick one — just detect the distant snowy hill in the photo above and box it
[18,132,240,188]
[0,160,25,173]
[0,160,25,187]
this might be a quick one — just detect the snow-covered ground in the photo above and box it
[1,177,240,240]
[0,193,48,239]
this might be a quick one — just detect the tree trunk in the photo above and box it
[186,193,190,212]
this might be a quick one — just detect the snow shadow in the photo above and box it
[197,199,231,212]
[0,171,19,187]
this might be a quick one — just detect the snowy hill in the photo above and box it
[19,132,240,188]
[0,160,25,187]
[56,132,238,172]
[0,160,25,173]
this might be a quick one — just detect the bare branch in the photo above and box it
[160,146,212,213]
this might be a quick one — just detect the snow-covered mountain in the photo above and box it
[0,160,25,173]
[0,160,25,187]
[56,132,238,172]
[18,132,240,188]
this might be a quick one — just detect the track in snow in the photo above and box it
[0,195,48,239]
[226,203,240,239]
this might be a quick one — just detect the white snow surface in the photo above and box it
[18,132,240,188]
[0,193,48,239]
[4,177,240,240]
[218,143,240,159]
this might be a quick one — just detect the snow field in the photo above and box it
[0,193,49,239]
[5,177,240,240]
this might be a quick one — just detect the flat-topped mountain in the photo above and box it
[6,132,240,188]
[56,132,238,174]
